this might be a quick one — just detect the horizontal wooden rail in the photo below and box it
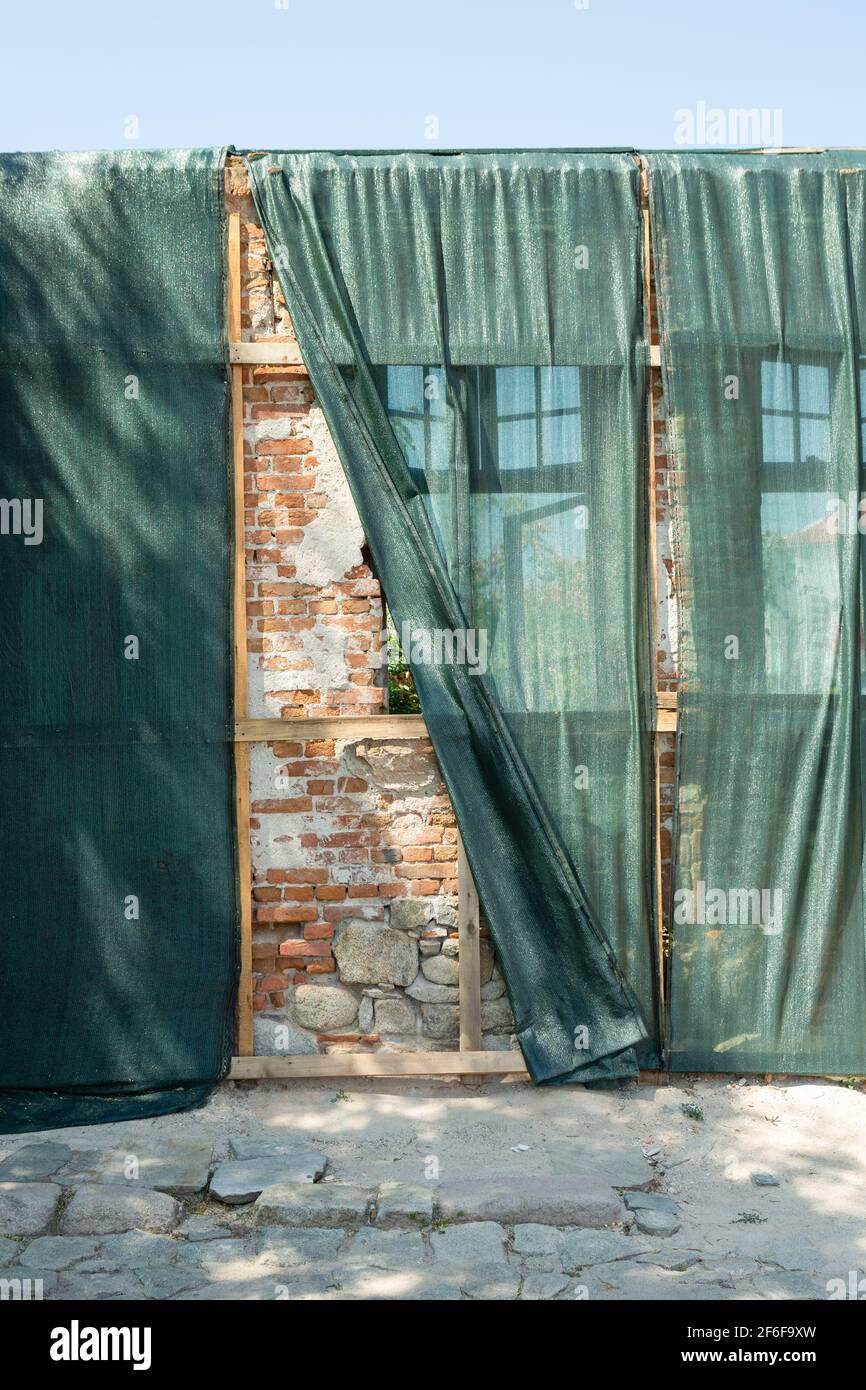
[230,1051,528,1079]
[234,715,428,742]
[235,708,677,743]
[230,340,305,365]
[231,341,661,369]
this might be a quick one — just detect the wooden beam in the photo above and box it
[457,834,482,1052]
[234,715,429,743]
[638,158,667,1014]
[229,341,305,365]
[228,212,254,1058]
[230,1051,527,1079]
[234,711,676,742]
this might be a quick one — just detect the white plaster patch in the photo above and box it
[244,416,296,449]
[292,406,365,586]
[250,815,305,876]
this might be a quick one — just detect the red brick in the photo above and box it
[278,939,332,958]
[258,905,318,923]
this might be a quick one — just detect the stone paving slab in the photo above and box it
[210,1154,327,1204]
[255,1183,373,1228]
[339,1227,428,1270]
[254,1227,344,1268]
[436,1178,625,1228]
[430,1221,508,1266]
[0,1142,71,1182]
[374,1181,434,1227]
[0,1182,61,1236]
[57,1142,214,1197]
[18,1236,98,1269]
[59,1185,182,1236]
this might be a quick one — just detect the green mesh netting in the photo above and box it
[0,149,239,1132]
[247,151,659,1082]
[648,151,866,1074]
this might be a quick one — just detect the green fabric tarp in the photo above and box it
[0,149,239,1131]
[247,151,659,1082]
[648,151,866,1074]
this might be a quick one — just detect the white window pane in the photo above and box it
[798,363,830,415]
[496,367,536,417]
[761,360,793,411]
[392,415,425,468]
[539,366,581,413]
[497,417,537,469]
[387,365,424,414]
[800,416,831,464]
[762,412,794,464]
[541,411,582,465]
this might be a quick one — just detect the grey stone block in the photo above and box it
[210,1155,327,1204]
[405,975,457,1004]
[59,1185,182,1236]
[521,1272,570,1299]
[373,996,417,1034]
[255,1226,344,1267]
[18,1236,97,1269]
[437,1179,624,1229]
[374,1182,434,1227]
[138,1265,207,1299]
[57,1141,213,1197]
[340,1227,427,1269]
[0,1142,71,1182]
[334,923,418,986]
[512,1224,562,1257]
[254,1182,372,1228]
[421,1003,460,1038]
[561,1228,658,1271]
[293,984,358,1032]
[431,1221,508,1266]
[0,1183,61,1237]
[77,1232,179,1271]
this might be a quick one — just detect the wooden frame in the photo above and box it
[228,213,255,1058]
[637,157,669,1012]
[224,207,678,1079]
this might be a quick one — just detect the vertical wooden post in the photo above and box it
[638,159,666,1012]
[457,832,482,1051]
[228,210,254,1057]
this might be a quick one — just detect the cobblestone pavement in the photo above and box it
[1,1075,864,1300]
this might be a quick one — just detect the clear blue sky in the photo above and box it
[2,0,864,152]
